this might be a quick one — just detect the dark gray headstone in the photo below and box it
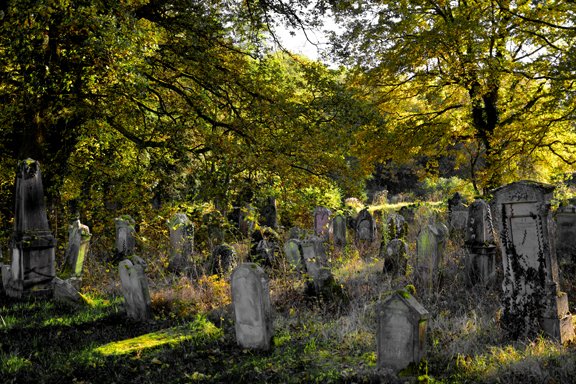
[208,243,236,275]
[239,203,255,236]
[62,218,91,290]
[381,239,409,276]
[332,214,347,247]
[119,259,152,321]
[114,215,136,257]
[464,199,497,286]
[556,205,576,266]
[167,213,194,273]
[284,239,303,271]
[260,197,278,229]
[355,208,376,245]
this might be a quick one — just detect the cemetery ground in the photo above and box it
[3,204,576,383]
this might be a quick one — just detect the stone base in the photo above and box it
[541,315,575,343]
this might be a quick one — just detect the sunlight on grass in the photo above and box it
[94,315,222,356]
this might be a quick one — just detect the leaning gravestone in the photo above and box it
[119,259,153,321]
[313,206,332,241]
[284,239,303,271]
[376,289,429,376]
[416,223,448,282]
[463,199,497,286]
[167,213,194,273]
[5,159,56,299]
[114,215,136,257]
[355,209,377,245]
[332,214,347,247]
[62,218,92,291]
[260,197,278,229]
[207,243,236,275]
[381,239,409,276]
[53,277,91,308]
[230,263,273,350]
[556,205,576,266]
[491,180,574,342]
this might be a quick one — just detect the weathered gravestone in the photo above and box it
[448,192,469,232]
[53,277,92,308]
[376,289,429,376]
[491,181,574,342]
[260,197,278,229]
[398,205,416,224]
[464,199,497,286]
[238,203,255,237]
[119,259,153,321]
[313,206,331,241]
[381,239,409,276]
[384,214,408,241]
[332,214,347,247]
[416,223,448,282]
[230,263,273,350]
[355,209,377,245]
[556,205,576,266]
[207,243,236,275]
[114,215,136,257]
[167,213,195,273]
[62,218,92,291]
[5,159,56,299]
[301,236,346,302]
[248,228,281,267]
[284,239,303,271]
[288,226,305,240]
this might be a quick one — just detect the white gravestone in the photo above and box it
[119,259,153,321]
[230,263,273,350]
[491,180,574,342]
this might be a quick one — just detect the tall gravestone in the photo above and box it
[416,223,448,282]
[230,263,273,350]
[313,206,331,241]
[355,208,377,245]
[114,215,136,257]
[464,199,497,286]
[167,213,194,273]
[238,203,255,237]
[332,214,347,247]
[260,197,278,229]
[119,259,152,321]
[556,205,576,266]
[62,218,92,291]
[284,239,303,271]
[491,181,574,342]
[376,289,429,376]
[5,159,56,299]
[381,239,409,276]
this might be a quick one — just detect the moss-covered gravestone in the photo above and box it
[376,289,429,377]
[61,218,92,290]
[491,180,574,342]
[381,239,409,276]
[313,206,331,241]
[231,263,273,350]
[114,215,136,257]
[332,214,347,247]
[384,214,408,241]
[167,213,194,273]
[284,239,303,271]
[207,243,236,275]
[464,199,497,287]
[6,159,56,299]
[119,259,152,321]
[416,223,448,282]
[556,205,576,266]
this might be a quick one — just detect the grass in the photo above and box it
[2,202,576,383]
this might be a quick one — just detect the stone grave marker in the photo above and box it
[416,223,448,282]
[376,289,429,375]
[301,236,346,302]
[491,180,574,342]
[62,218,92,291]
[463,199,497,286]
[384,214,408,241]
[355,208,376,245]
[313,206,331,241]
[381,239,409,276]
[284,239,303,271]
[119,259,153,321]
[260,197,278,229]
[115,215,136,257]
[167,213,194,273]
[332,214,347,247]
[5,159,56,299]
[448,192,469,232]
[288,226,305,240]
[208,243,236,275]
[238,203,255,236]
[398,205,416,223]
[556,205,576,266]
[230,263,273,350]
[53,277,91,308]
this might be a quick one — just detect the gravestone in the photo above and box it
[301,236,346,302]
[448,193,469,232]
[556,205,576,266]
[491,180,574,342]
[384,214,408,241]
[313,207,332,241]
[355,209,377,245]
[260,197,278,229]
[238,203,255,236]
[230,263,273,350]
[398,206,416,223]
[464,199,497,286]
[284,239,303,271]
[62,218,92,291]
[288,226,305,240]
[114,215,136,257]
[5,159,56,299]
[167,213,194,273]
[381,239,409,276]
[53,277,91,308]
[416,223,448,282]
[119,259,153,321]
[332,214,347,247]
[1,264,11,291]
[207,243,236,275]
[376,289,429,375]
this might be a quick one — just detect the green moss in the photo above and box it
[398,360,427,379]
[405,285,416,295]
[397,289,410,299]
